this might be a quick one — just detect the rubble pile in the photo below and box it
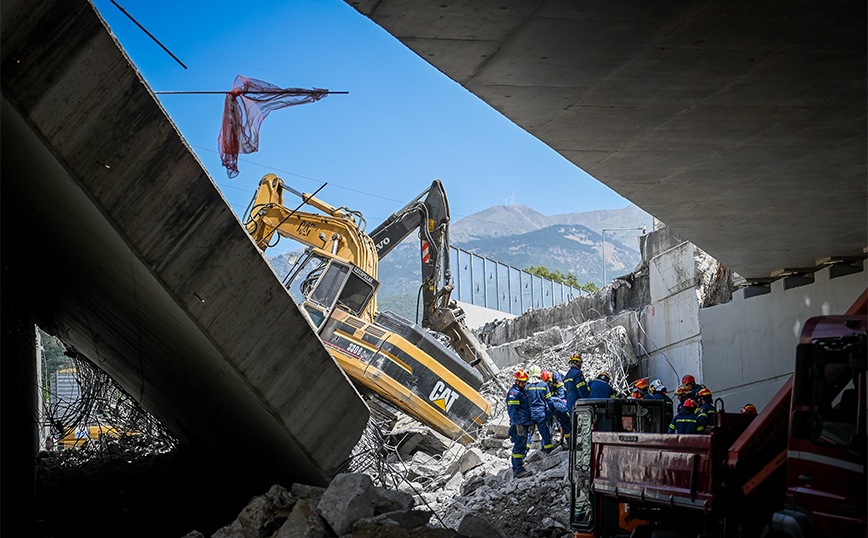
[190,319,640,538]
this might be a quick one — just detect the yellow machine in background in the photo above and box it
[244,174,498,443]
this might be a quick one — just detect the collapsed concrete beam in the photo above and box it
[1,0,368,489]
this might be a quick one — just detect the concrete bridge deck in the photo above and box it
[2,0,369,503]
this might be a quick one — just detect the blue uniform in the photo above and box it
[527,380,554,452]
[549,371,566,401]
[506,384,532,473]
[650,391,675,424]
[698,402,716,426]
[668,408,706,434]
[588,378,615,399]
[564,365,590,410]
[547,387,573,441]
[688,384,708,399]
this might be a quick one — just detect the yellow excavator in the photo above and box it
[243,174,500,443]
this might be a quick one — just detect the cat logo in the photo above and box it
[429,380,459,413]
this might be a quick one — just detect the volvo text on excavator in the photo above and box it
[243,174,500,443]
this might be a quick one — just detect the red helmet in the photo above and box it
[741,404,758,415]
[630,390,645,399]
[569,352,582,364]
[514,370,529,383]
[675,385,690,395]
[682,374,696,385]
[697,388,712,397]
[597,372,611,383]
[634,379,649,390]
[540,370,553,382]
[683,398,697,409]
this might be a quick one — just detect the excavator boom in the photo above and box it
[370,180,500,382]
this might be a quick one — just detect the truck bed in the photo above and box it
[590,431,717,512]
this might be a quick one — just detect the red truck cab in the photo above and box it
[773,312,867,537]
[578,291,867,538]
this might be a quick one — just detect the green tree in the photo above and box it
[40,329,73,385]
[525,265,598,293]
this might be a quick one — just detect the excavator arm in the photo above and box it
[244,174,378,280]
[369,181,501,382]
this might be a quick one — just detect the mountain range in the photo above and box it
[268,203,651,320]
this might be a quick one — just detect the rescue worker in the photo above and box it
[563,352,589,411]
[741,404,758,415]
[696,387,716,427]
[674,384,691,413]
[668,399,706,434]
[681,374,708,399]
[526,365,555,453]
[588,372,616,399]
[649,379,674,424]
[632,378,650,398]
[542,370,572,444]
[506,370,534,478]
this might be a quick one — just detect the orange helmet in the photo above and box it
[697,388,712,398]
[682,374,696,385]
[540,370,553,382]
[741,404,758,415]
[675,385,690,395]
[634,379,649,390]
[514,370,529,382]
[683,398,697,409]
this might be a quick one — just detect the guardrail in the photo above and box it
[450,246,585,316]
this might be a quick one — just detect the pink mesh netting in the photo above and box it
[218,75,328,178]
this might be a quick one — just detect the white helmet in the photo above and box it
[527,365,542,378]
[651,379,666,393]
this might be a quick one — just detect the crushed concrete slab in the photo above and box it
[351,509,433,533]
[318,473,377,536]
[457,514,506,538]
[276,498,330,538]
[212,484,295,538]
[458,448,483,474]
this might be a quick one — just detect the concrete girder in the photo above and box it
[1,0,368,490]
[347,0,868,281]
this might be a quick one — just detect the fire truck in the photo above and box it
[569,290,867,537]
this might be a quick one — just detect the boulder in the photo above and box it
[373,486,415,514]
[351,509,433,532]
[317,473,377,536]
[457,514,506,538]
[459,476,484,497]
[212,484,295,538]
[458,449,483,474]
[290,484,326,504]
[275,498,329,538]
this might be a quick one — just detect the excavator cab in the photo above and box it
[285,247,379,330]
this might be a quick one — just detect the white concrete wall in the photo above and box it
[700,259,867,413]
[457,301,516,330]
[639,241,704,394]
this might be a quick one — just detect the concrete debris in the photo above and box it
[352,509,433,533]
[211,484,296,538]
[279,498,331,538]
[201,263,694,538]
[457,514,506,538]
[318,473,378,535]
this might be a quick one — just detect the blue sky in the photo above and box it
[93,0,632,254]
